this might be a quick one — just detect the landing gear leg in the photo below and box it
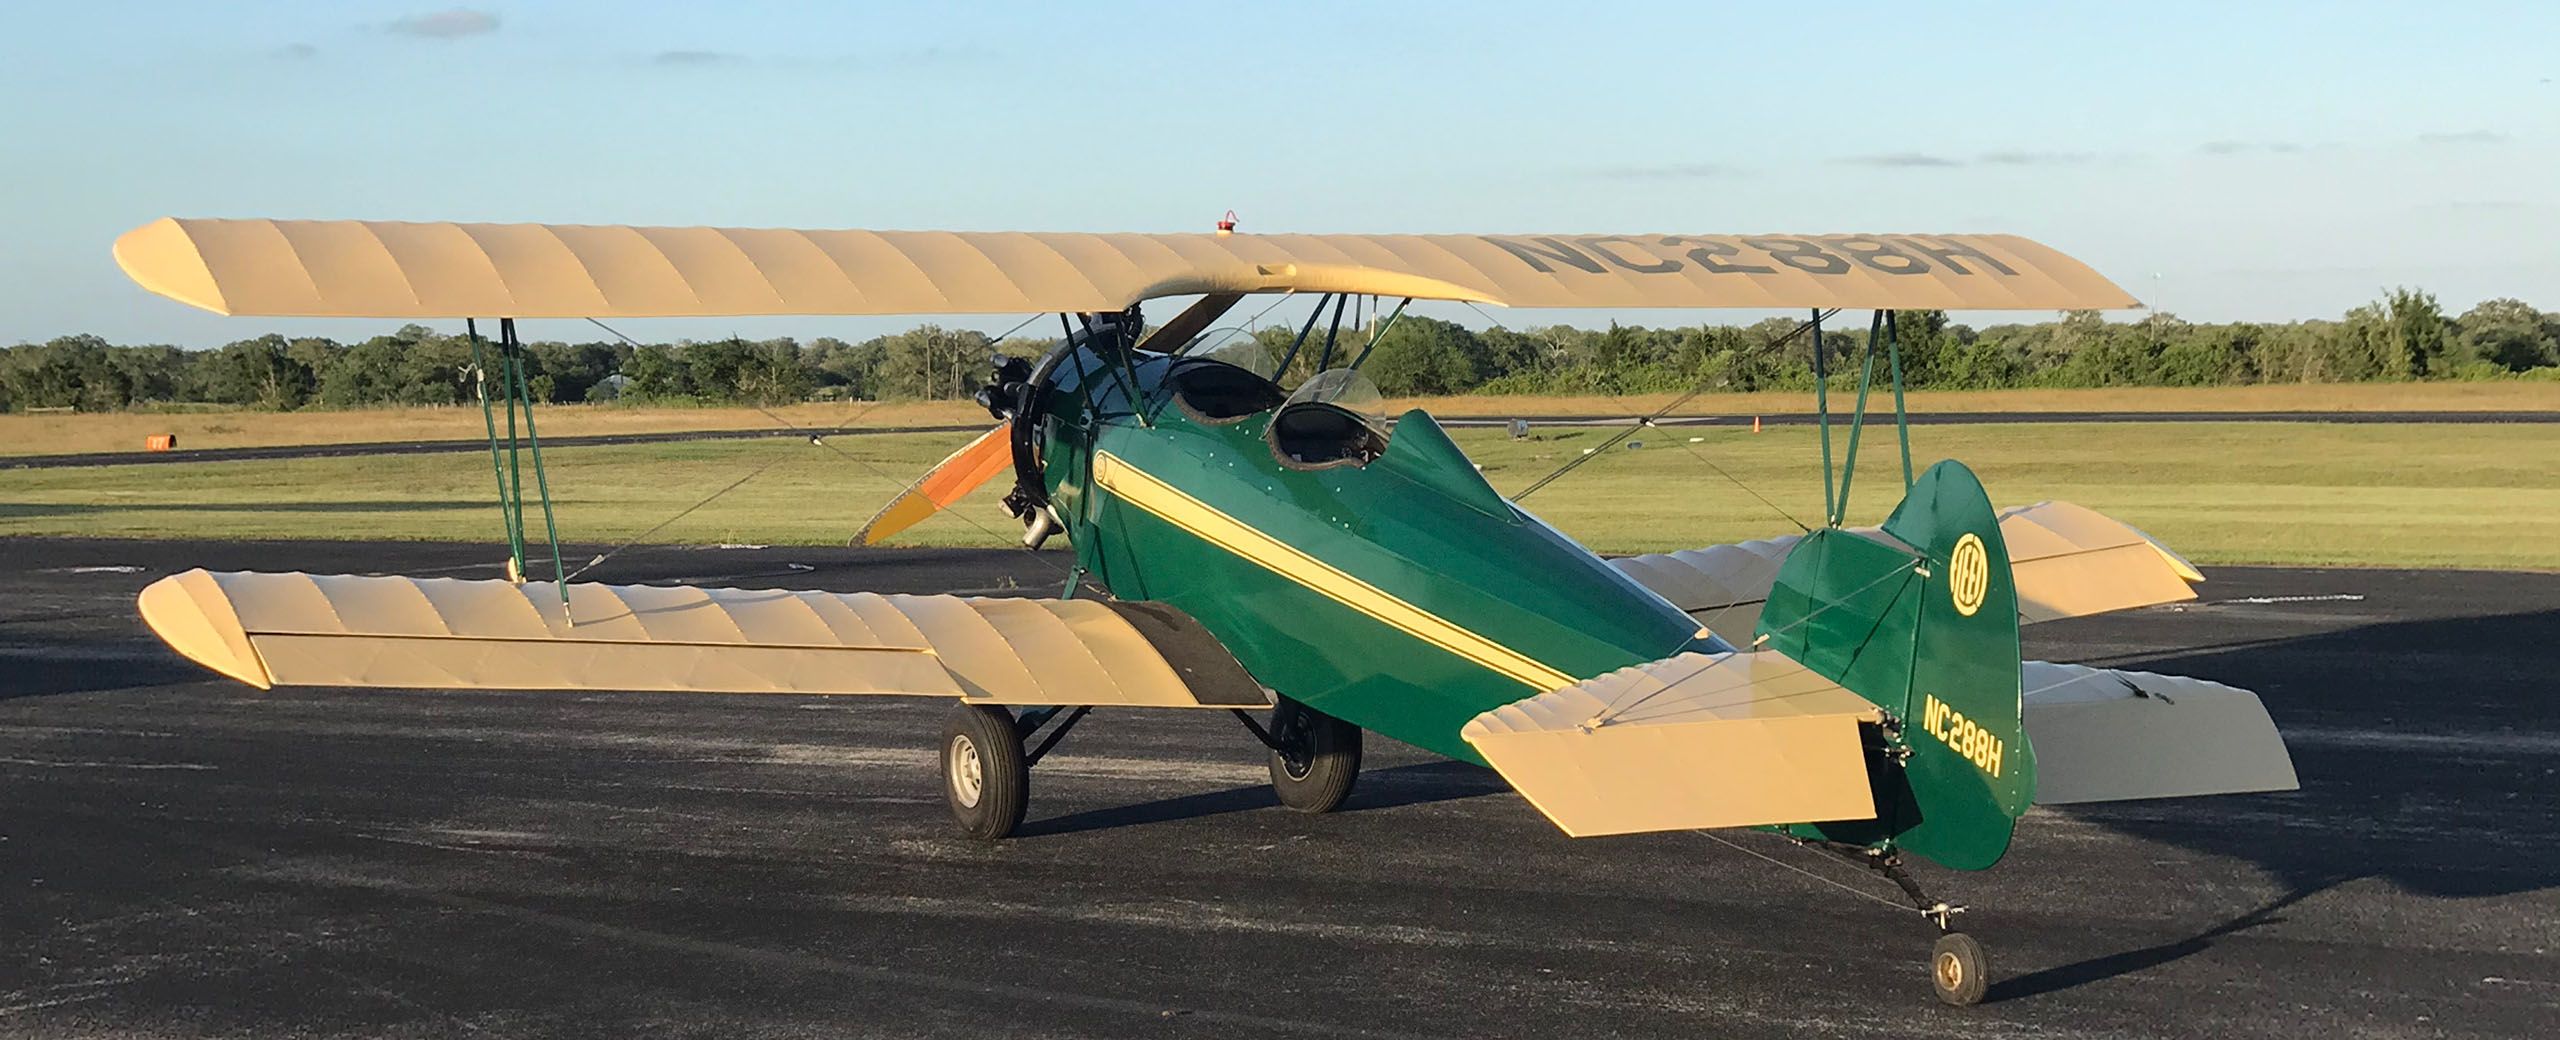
[1863,851,1986,1007]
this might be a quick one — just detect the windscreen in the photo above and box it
[1178,327,1281,381]
[1279,368,1387,422]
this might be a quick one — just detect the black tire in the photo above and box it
[1930,932,1989,1006]
[940,704,1029,840]
[1267,698,1361,813]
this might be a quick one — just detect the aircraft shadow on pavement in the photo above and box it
[1989,877,2337,1003]
[2,640,211,699]
[1018,761,1506,838]
[1988,602,2560,1001]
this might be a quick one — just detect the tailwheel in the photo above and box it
[1266,698,1361,813]
[941,703,1029,840]
[1930,932,1988,1006]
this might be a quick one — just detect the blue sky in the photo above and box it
[3,1,2554,347]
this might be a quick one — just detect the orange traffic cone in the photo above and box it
[1752,416,1762,434]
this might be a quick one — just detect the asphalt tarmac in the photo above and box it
[11,409,2556,469]
[2,538,2555,1038]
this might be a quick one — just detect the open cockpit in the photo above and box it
[1158,323,1396,469]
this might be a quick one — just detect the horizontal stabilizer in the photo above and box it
[137,570,1266,708]
[1998,501,2200,624]
[1462,651,1882,837]
[1610,500,2200,636]
[1604,536,1796,639]
[2023,662,2297,804]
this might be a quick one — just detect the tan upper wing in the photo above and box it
[1611,501,2202,638]
[1461,650,1883,837]
[138,569,1267,708]
[114,218,2137,318]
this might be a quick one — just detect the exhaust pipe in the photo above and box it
[1020,505,1059,549]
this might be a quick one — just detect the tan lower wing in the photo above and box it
[1610,500,2201,637]
[138,570,1266,709]
[1461,650,1882,837]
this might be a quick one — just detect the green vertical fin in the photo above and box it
[1757,459,2031,871]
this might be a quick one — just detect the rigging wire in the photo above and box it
[1234,290,1297,336]
[576,316,1082,587]
[744,400,1080,582]
[1428,307,1947,916]
[564,451,798,582]
[1416,306,1943,914]
[1587,555,1923,724]
[1690,829,1925,915]
[1468,301,1825,533]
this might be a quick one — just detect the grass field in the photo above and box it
[5,381,2555,457]
[4,422,2553,570]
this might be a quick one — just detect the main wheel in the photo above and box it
[1930,932,1988,1006]
[941,704,1029,840]
[1267,698,1361,813]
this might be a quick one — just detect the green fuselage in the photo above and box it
[1032,346,1722,762]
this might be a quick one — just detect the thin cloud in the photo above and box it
[888,45,993,65]
[2417,130,2507,145]
[1976,150,2098,166]
[1834,152,1964,168]
[2197,140,2305,156]
[1827,150,2102,170]
[653,50,740,66]
[272,42,319,60]
[2414,199,2532,213]
[1589,162,1745,180]
[387,9,500,39]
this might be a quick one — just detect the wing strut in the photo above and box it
[465,317,570,619]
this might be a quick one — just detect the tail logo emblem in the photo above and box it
[1948,533,1990,618]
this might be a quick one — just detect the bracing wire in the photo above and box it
[1469,302,1825,533]
[576,316,1081,586]
[564,454,795,582]
[1691,829,1926,915]
[741,400,1079,583]
[1235,290,1297,335]
[1585,555,1922,724]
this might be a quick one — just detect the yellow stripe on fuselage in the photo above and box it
[1090,451,1574,692]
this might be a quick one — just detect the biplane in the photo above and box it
[113,218,2297,1005]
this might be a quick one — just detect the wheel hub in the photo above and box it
[1273,710,1313,779]
[1935,950,1964,991]
[949,733,984,808]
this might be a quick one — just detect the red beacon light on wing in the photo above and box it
[1215,210,1238,236]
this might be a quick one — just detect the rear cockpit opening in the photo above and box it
[1267,369,1393,470]
[1269,403,1388,468]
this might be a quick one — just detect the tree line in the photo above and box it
[5,289,2556,413]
